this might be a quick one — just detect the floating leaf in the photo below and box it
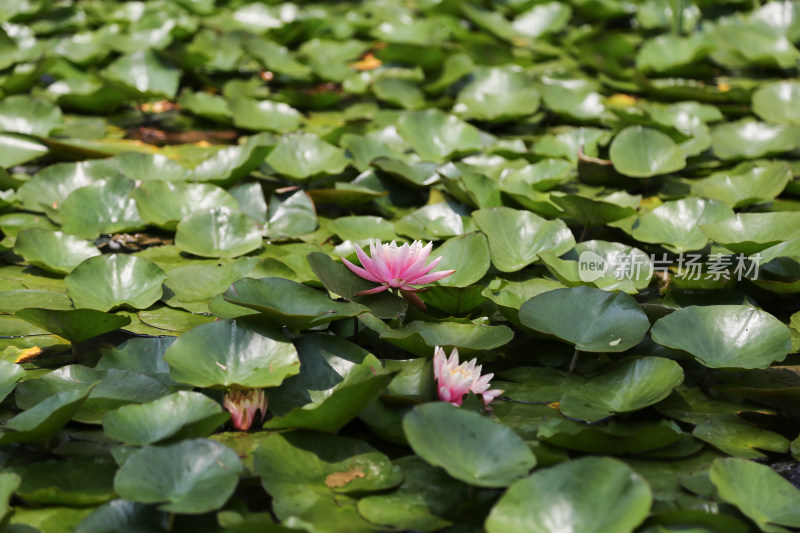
[651,305,791,369]
[15,365,171,424]
[223,277,368,331]
[102,50,181,98]
[114,438,243,514]
[700,212,800,254]
[13,229,100,274]
[432,232,491,287]
[102,391,229,446]
[711,119,800,160]
[59,177,144,239]
[0,388,91,444]
[402,402,536,488]
[264,133,349,180]
[131,181,239,230]
[609,126,686,178]
[395,109,485,161]
[473,207,575,272]
[163,319,299,389]
[8,458,117,506]
[0,95,63,136]
[14,308,130,343]
[65,254,166,311]
[710,458,800,532]
[519,286,651,352]
[175,207,263,258]
[230,97,302,132]
[752,80,800,126]
[559,357,684,422]
[629,198,734,253]
[687,161,792,207]
[254,431,402,531]
[264,334,396,433]
[486,457,652,533]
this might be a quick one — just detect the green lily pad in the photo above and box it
[551,190,640,228]
[264,133,349,180]
[163,319,299,389]
[539,418,684,454]
[114,151,191,182]
[432,232,491,287]
[0,95,63,136]
[486,457,652,533]
[114,438,243,514]
[519,286,651,352]
[14,308,130,343]
[0,387,92,444]
[357,456,468,532]
[60,177,145,239]
[711,119,800,160]
[360,314,514,356]
[454,66,540,121]
[0,472,20,523]
[17,159,121,215]
[473,207,575,272]
[609,126,686,178]
[693,418,789,459]
[102,49,181,99]
[162,257,259,313]
[394,200,470,241]
[651,305,791,369]
[264,334,396,433]
[264,190,318,238]
[190,133,274,186]
[229,97,302,132]
[710,458,800,532]
[131,181,239,230]
[65,254,167,311]
[95,336,177,386]
[753,80,800,126]
[0,359,25,403]
[402,402,536,488]
[175,207,263,258]
[629,198,734,253]
[0,132,48,167]
[8,458,117,505]
[254,431,402,531]
[102,391,228,446]
[559,357,684,422]
[687,161,792,208]
[15,365,171,424]
[395,109,485,162]
[223,277,368,331]
[13,229,100,274]
[0,290,73,314]
[74,500,167,533]
[700,212,800,254]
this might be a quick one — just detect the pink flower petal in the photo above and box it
[354,285,390,296]
[342,257,383,283]
[407,269,456,285]
[369,240,394,282]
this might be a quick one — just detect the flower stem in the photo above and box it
[568,347,581,373]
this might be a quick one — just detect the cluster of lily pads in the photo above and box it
[1,0,800,531]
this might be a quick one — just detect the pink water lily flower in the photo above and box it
[342,240,455,309]
[223,389,268,431]
[433,346,503,408]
